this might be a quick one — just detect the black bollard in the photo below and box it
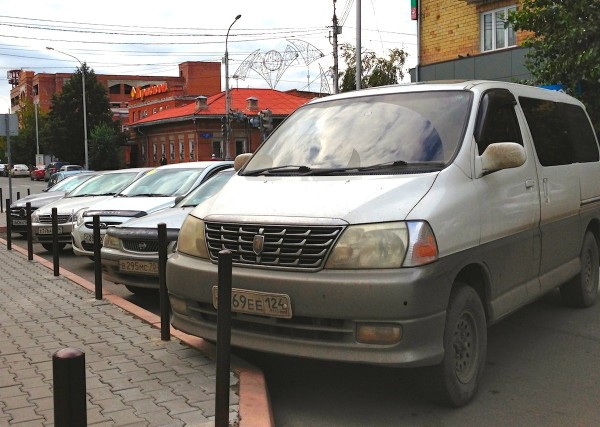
[0,188,3,213]
[5,198,11,250]
[158,223,170,341]
[16,191,20,200]
[52,208,59,276]
[93,215,102,300]
[52,347,87,427]
[26,202,33,260]
[27,188,30,196]
[215,249,233,427]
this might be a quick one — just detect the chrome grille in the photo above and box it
[204,222,343,270]
[38,214,72,224]
[122,239,159,253]
[9,207,38,218]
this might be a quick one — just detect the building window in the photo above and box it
[481,6,517,52]
[189,137,195,160]
[169,138,175,161]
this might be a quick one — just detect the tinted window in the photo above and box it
[475,89,522,155]
[520,97,599,166]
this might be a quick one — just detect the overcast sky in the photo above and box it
[0,0,418,113]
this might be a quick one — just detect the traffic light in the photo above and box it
[261,109,273,133]
[221,116,227,136]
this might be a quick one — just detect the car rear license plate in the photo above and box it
[119,260,158,274]
[38,226,62,234]
[13,219,26,226]
[212,287,292,319]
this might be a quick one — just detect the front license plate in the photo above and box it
[83,233,94,244]
[212,287,292,319]
[13,219,26,226]
[38,226,62,234]
[119,260,158,274]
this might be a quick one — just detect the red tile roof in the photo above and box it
[133,88,317,125]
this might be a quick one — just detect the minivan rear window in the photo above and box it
[520,97,599,166]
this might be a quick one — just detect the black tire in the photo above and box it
[560,231,599,308]
[429,283,487,407]
[125,285,158,296]
[41,242,67,252]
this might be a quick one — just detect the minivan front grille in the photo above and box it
[204,222,343,270]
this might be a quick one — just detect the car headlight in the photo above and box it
[31,211,40,223]
[103,234,121,250]
[325,221,438,269]
[75,208,88,226]
[177,215,209,259]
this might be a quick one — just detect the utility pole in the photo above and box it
[332,0,340,94]
[356,0,362,90]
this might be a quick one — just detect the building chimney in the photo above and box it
[246,96,259,111]
[195,95,208,110]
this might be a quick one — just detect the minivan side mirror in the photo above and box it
[477,142,526,176]
[234,153,253,171]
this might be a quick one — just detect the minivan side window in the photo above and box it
[475,89,523,156]
[519,97,599,166]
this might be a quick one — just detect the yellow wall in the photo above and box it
[420,0,526,65]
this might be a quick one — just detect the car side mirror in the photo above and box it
[477,142,526,176]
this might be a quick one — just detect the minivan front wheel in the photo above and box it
[560,231,599,308]
[431,283,487,407]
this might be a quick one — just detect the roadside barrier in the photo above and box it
[5,198,11,250]
[26,202,32,260]
[158,223,171,341]
[53,347,87,426]
[216,249,233,427]
[93,215,102,300]
[52,208,59,276]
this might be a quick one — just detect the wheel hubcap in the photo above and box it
[453,311,478,384]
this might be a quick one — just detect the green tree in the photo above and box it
[89,122,124,170]
[9,99,46,165]
[338,43,408,92]
[509,1,600,129]
[45,63,114,167]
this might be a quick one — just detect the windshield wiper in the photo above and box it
[130,193,168,197]
[305,160,410,176]
[243,165,313,176]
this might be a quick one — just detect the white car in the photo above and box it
[31,168,152,251]
[101,168,234,295]
[10,164,30,177]
[71,161,232,258]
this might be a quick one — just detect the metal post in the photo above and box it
[215,249,233,427]
[224,14,241,160]
[93,215,102,300]
[52,207,59,276]
[5,198,11,250]
[158,223,170,341]
[26,202,33,260]
[0,188,3,213]
[53,347,87,427]
[16,191,20,200]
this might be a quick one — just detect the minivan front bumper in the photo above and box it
[167,251,456,367]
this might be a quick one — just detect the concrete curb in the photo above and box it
[0,236,275,427]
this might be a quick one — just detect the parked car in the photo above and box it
[0,163,8,177]
[71,161,233,258]
[9,172,99,235]
[101,168,235,295]
[10,164,30,178]
[166,80,600,407]
[31,168,153,251]
[30,165,46,181]
[60,164,83,172]
[44,161,70,181]
[47,170,90,188]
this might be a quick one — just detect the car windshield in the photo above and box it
[118,168,206,197]
[178,170,235,207]
[242,90,473,175]
[49,173,96,193]
[67,171,141,197]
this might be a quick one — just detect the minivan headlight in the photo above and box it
[177,215,209,259]
[325,221,438,269]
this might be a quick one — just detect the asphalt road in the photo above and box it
[3,176,600,425]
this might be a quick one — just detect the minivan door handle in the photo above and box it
[525,179,535,188]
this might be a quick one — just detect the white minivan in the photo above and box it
[166,81,600,406]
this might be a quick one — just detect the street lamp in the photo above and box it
[224,14,241,160]
[46,46,89,170]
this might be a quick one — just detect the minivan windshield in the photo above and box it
[242,90,472,175]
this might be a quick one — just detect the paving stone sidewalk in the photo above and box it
[0,244,239,426]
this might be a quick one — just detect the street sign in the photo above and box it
[0,114,18,136]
